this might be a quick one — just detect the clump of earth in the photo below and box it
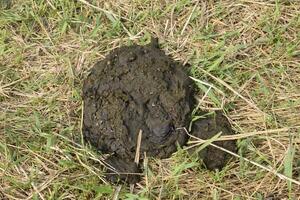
[82,38,237,184]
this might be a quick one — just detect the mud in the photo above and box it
[82,39,236,184]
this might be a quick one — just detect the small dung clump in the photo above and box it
[82,38,236,183]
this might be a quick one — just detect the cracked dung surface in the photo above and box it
[82,39,236,184]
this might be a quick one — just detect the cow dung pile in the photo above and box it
[82,38,237,184]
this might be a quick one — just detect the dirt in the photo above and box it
[82,38,237,184]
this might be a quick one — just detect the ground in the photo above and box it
[0,0,299,199]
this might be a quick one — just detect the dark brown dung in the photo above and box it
[82,39,236,184]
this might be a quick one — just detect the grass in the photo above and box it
[1,0,300,199]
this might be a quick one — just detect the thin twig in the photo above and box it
[130,129,143,192]
[80,101,84,144]
[181,1,199,35]
[134,130,143,164]
[197,67,264,114]
[182,128,300,186]
[112,185,122,200]
[187,127,291,143]
[189,76,224,96]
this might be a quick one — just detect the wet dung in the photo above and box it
[82,39,237,183]
[190,111,237,170]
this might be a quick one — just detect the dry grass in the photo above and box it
[1,0,300,199]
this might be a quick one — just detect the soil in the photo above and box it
[82,38,237,184]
